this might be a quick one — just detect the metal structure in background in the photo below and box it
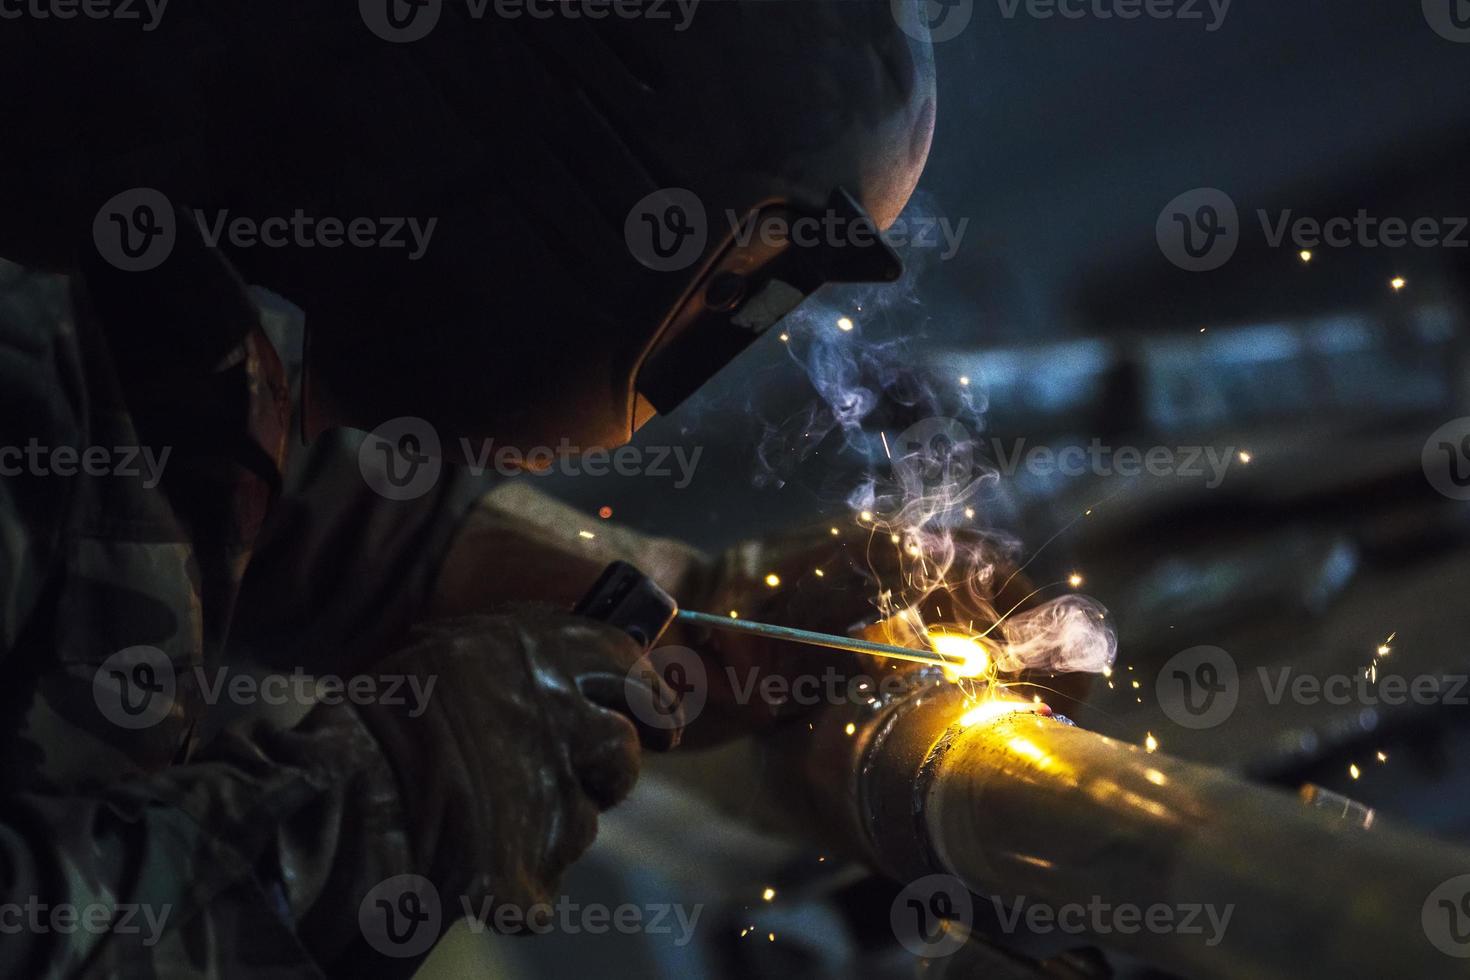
[762,673,1470,979]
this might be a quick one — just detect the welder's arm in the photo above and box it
[429,482,711,618]
[429,485,882,744]
[0,611,670,979]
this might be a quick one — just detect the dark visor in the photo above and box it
[636,189,903,414]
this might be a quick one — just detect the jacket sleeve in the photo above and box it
[0,704,422,979]
[0,266,424,979]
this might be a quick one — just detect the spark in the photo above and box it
[829,527,840,536]
[761,887,776,902]
[814,568,825,577]
[959,375,970,386]
[1349,763,1361,780]
[859,510,873,522]
[844,722,857,736]
[764,573,781,588]
[890,533,901,544]
[1131,679,1141,689]
[1376,644,1391,657]
[964,507,975,519]
[1299,250,1313,263]
[768,933,775,943]
[880,431,891,458]
[837,316,855,332]
[1068,572,1084,588]
[779,332,790,343]
[1376,751,1388,763]
[729,610,740,618]
[740,928,750,938]
[1237,451,1252,464]
[578,530,596,539]
[598,506,613,519]
[1145,733,1159,753]
[1391,277,1406,292]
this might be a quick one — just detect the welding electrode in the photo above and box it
[575,561,951,668]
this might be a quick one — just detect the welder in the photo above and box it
[0,3,934,976]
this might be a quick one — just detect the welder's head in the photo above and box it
[285,1,937,452]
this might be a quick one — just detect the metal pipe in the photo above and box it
[675,609,954,669]
[767,678,1470,979]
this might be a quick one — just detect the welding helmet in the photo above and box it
[295,1,937,451]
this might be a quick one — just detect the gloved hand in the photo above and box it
[353,607,678,919]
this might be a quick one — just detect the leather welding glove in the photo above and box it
[353,606,679,918]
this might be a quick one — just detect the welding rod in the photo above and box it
[675,609,954,669]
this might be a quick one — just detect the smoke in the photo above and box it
[759,195,1116,680]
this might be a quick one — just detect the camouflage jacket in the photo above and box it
[0,236,480,978]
